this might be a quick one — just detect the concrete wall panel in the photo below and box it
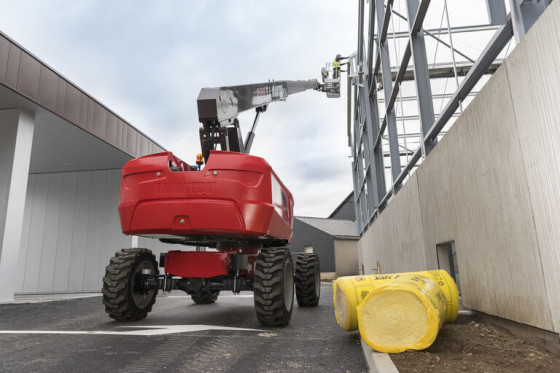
[359,173,428,275]
[504,2,560,332]
[417,66,552,330]
[415,137,459,271]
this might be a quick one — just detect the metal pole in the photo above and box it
[486,0,507,25]
[509,0,549,44]
[425,18,513,143]
[365,0,386,206]
[374,0,401,182]
[361,85,382,211]
[243,108,263,154]
[405,0,436,157]
[443,0,463,113]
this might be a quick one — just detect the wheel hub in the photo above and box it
[132,260,156,308]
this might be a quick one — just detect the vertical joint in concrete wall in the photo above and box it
[0,109,35,303]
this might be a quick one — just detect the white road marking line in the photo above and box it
[0,325,260,336]
[167,295,254,298]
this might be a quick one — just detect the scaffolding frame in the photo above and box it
[350,0,551,234]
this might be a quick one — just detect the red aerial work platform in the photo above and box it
[102,77,339,326]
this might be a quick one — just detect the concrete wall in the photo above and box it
[334,238,359,276]
[358,1,560,333]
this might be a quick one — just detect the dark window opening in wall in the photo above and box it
[437,241,461,294]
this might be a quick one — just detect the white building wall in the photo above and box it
[17,169,129,293]
[358,1,560,333]
[16,169,183,294]
[334,239,359,276]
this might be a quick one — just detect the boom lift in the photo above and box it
[102,74,341,326]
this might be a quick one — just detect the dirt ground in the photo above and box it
[390,314,560,373]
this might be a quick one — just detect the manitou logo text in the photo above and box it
[155,182,216,196]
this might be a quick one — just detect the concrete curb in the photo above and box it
[360,338,399,373]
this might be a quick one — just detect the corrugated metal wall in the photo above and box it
[288,219,335,272]
[16,169,130,293]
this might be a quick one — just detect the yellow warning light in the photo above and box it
[196,153,204,165]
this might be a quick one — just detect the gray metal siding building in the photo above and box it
[288,216,359,276]
[328,192,356,222]
[289,218,337,272]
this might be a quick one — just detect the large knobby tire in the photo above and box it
[191,291,219,304]
[102,248,158,321]
[254,248,294,327]
[295,253,321,307]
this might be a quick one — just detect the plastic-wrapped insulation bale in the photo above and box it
[357,273,458,353]
[333,270,458,331]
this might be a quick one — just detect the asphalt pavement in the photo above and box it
[0,283,368,373]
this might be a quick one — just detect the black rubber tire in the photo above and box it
[254,248,294,327]
[191,291,219,304]
[102,248,158,321]
[295,253,321,307]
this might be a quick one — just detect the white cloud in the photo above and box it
[0,0,358,217]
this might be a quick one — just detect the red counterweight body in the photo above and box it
[118,150,294,246]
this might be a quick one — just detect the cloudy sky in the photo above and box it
[0,0,358,217]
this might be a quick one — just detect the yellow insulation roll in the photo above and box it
[357,273,452,353]
[333,270,457,331]
[334,272,413,331]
